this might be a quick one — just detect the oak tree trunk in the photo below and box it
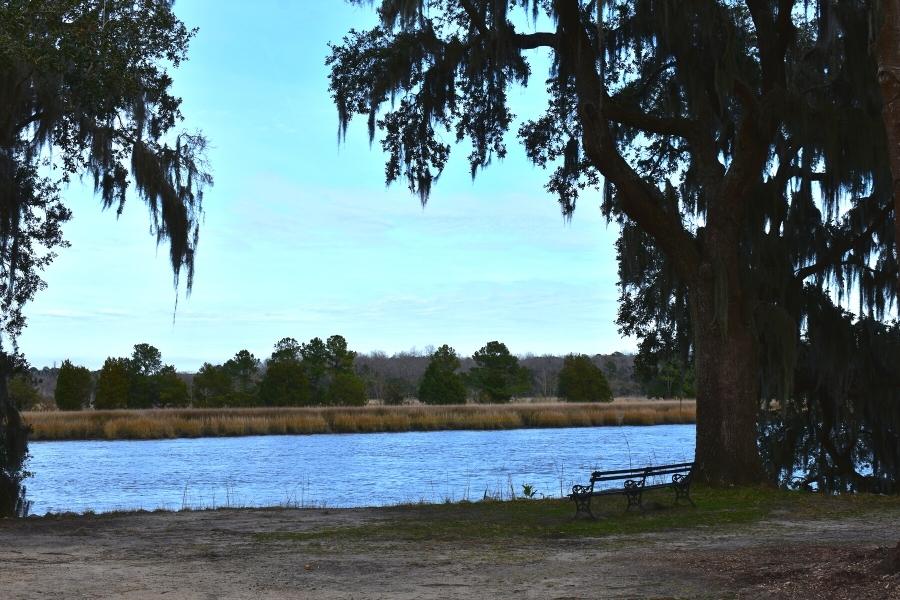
[0,354,29,517]
[689,255,766,485]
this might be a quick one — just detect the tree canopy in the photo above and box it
[329,0,899,486]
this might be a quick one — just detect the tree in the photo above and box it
[467,341,531,403]
[271,337,302,362]
[155,366,189,408]
[130,344,163,378]
[0,1,210,514]
[54,360,92,411]
[326,371,367,406]
[876,0,900,291]
[300,337,330,403]
[259,338,311,406]
[325,335,356,373]
[223,350,260,406]
[418,344,467,405]
[8,373,40,411]
[329,1,898,485]
[557,354,613,403]
[192,362,233,408]
[382,376,412,405]
[127,343,163,409]
[94,357,130,410]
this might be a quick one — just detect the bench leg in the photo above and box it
[674,485,695,507]
[625,490,643,511]
[573,495,595,519]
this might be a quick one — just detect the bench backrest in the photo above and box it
[590,461,694,484]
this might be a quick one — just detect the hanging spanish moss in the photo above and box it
[330,1,898,486]
[0,0,211,517]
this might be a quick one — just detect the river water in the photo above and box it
[25,424,695,515]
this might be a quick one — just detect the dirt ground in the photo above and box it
[2,504,899,599]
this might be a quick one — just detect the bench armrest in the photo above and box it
[571,484,593,497]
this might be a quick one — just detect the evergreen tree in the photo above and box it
[127,344,163,409]
[329,1,898,485]
[7,374,40,411]
[94,358,130,410]
[326,371,367,407]
[557,354,613,403]
[418,345,467,405]
[155,366,189,408]
[259,338,311,406]
[223,350,260,406]
[192,363,233,408]
[300,337,330,403]
[325,335,356,373]
[467,341,531,403]
[54,360,92,411]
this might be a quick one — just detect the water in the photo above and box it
[26,425,695,515]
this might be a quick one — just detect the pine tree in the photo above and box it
[467,341,531,403]
[418,345,467,405]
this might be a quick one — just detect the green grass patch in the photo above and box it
[253,486,900,545]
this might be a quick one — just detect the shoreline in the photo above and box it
[3,488,898,599]
[23,399,695,442]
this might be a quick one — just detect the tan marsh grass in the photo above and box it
[23,400,696,441]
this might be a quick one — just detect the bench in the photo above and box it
[569,461,695,518]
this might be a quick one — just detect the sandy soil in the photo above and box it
[1,505,899,599]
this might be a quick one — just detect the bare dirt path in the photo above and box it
[2,503,899,599]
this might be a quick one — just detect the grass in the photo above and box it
[251,486,900,545]
[23,399,696,441]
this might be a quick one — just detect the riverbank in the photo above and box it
[2,487,898,599]
[23,399,695,441]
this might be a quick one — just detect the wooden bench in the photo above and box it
[569,461,695,518]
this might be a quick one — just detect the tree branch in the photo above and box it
[513,32,556,49]
[795,201,895,281]
[553,0,700,279]
[601,98,697,139]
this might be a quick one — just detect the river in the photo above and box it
[26,424,695,515]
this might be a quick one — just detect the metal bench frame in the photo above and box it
[569,461,695,519]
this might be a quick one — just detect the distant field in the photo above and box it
[23,399,696,441]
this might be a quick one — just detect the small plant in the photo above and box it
[521,483,537,499]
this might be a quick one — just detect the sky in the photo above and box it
[17,1,630,371]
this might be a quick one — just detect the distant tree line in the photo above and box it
[14,338,688,411]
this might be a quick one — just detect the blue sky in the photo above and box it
[18,1,629,371]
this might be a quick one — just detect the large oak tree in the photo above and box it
[329,0,898,485]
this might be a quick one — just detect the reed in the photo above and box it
[23,400,696,441]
